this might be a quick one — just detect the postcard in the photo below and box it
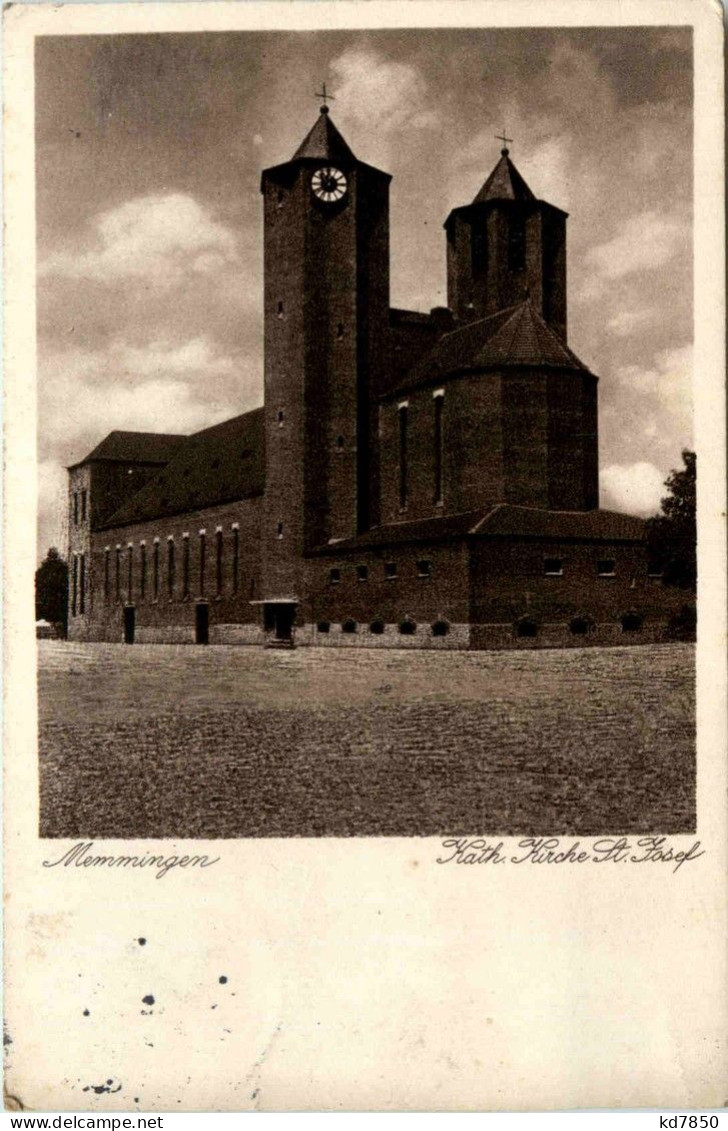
[4,0,726,1111]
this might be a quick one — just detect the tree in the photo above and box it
[646,450,696,590]
[35,548,69,634]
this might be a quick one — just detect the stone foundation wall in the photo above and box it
[469,621,670,650]
[304,621,470,649]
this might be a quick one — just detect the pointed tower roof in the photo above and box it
[472,147,536,204]
[292,106,356,163]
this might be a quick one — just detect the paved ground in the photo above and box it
[38,641,695,838]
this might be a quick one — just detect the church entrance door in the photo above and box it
[274,604,295,642]
[123,605,136,645]
[195,602,209,645]
[262,601,297,647]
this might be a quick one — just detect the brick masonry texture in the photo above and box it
[39,641,695,838]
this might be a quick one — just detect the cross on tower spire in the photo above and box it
[495,128,513,155]
[315,82,335,114]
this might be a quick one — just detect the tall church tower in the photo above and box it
[259,101,391,612]
[445,142,567,341]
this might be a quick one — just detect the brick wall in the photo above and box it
[69,496,262,643]
[468,537,686,630]
[379,373,505,524]
[67,466,91,638]
[303,540,470,634]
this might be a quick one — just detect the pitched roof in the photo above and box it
[311,504,644,553]
[388,299,592,396]
[100,408,265,529]
[473,504,645,542]
[472,150,536,204]
[292,108,356,163]
[311,509,490,552]
[69,430,187,468]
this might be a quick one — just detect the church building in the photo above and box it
[67,101,682,648]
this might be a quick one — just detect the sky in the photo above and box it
[36,26,693,556]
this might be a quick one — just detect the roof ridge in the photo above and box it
[501,300,530,357]
[468,503,504,534]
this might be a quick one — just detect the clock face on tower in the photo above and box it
[311,166,348,203]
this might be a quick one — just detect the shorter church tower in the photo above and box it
[445,140,567,341]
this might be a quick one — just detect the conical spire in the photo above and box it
[292,106,356,163]
[472,149,535,205]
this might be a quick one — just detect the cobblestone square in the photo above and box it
[38,641,695,838]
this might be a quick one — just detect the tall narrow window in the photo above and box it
[199,531,206,597]
[79,553,86,614]
[182,536,190,598]
[115,547,121,601]
[398,402,408,510]
[73,493,79,525]
[433,391,444,505]
[81,490,87,522]
[140,543,147,599]
[127,544,133,601]
[232,526,240,593]
[72,555,78,616]
[167,539,175,597]
[508,214,526,272]
[216,529,223,597]
[153,541,160,600]
[104,549,110,602]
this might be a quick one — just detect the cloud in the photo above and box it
[39,335,260,468]
[585,210,689,281]
[40,193,240,287]
[329,47,440,165]
[615,343,692,433]
[600,461,666,516]
[606,308,656,337]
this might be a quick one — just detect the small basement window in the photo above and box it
[597,559,616,577]
[317,621,330,633]
[417,560,431,579]
[516,618,539,638]
[570,616,591,636]
[432,620,450,637]
[342,619,357,634]
[329,568,341,585]
[647,560,663,578]
[399,618,416,636]
[369,619,385,635]
[357,565,368,582]
[544,558,563,577]
[385,562,398,580]
[621,612,644,633]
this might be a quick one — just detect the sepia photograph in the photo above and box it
[34,24,697,840]
[4,0,725,1114]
